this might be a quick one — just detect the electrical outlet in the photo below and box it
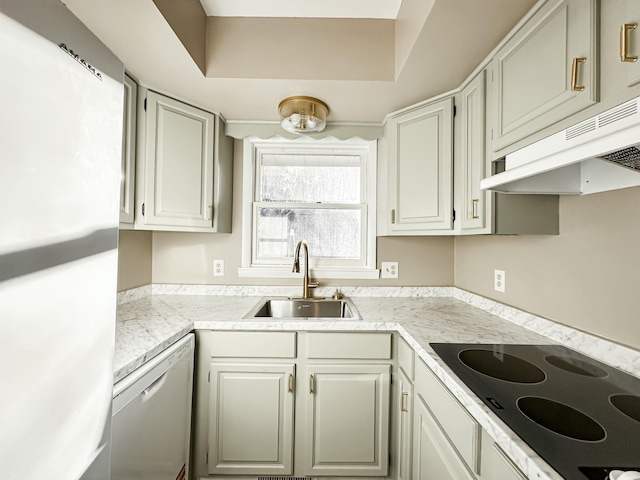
[494,269,506,292]
[381,261,399,279]
[213,260,224,277]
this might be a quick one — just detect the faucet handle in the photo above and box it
[308,281,319,289]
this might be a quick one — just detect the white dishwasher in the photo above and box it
[111,333,195,480]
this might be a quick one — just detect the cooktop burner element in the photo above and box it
[610,395,640,424]
[430,344,640,480]
[517,396,606,441]
[545,355,609,378]
[459,349,546,383]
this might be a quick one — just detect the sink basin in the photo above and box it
[244,297,361,319]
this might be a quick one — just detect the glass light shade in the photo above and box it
[278,96,329,134]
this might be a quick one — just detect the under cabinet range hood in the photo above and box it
[481,97,640,194]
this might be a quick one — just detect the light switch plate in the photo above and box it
[381,261,399,279]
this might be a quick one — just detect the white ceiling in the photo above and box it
[199,0,403,19]
[64,0,537,124]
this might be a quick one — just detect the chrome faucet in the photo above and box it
[292,240,319,299]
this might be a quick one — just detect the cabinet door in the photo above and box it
[479,430,526,480]
[141,90,214,229]
[208,363,295,475]
[623,1,640,87]
[304,364,390,476]
[396,369,414,480]
[491,0,597,152]
[386,97,453,234]
[412,395,475,480]
[459,71,490,233]
[119,74,137,226]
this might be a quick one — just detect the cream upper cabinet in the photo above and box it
[138,90,214,230]
[303,363,390,476]
[458,71,491,234]
[384,96,454,235]
[623,1,640,87]
[490,0,598,154]
[119,73,137,227]
[134,89,233,232]
[599,0,640,103]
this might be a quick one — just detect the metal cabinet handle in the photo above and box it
[571,57,586,92]
[288,373,294,393]
[621,23,638,62]
[208,205,212,221]
[391,209,396,224]
[309,374,315,394]
[472,199,479,219]
[401,392,409,412]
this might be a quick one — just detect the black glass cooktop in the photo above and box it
[429,343,640,480]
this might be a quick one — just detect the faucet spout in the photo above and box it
[292,240,318,299]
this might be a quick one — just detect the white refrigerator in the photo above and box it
[0,0,124,478]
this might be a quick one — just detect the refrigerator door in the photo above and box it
[0,0,123,478]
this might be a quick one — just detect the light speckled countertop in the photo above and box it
[114,285,640,480]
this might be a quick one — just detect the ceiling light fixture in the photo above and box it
[278,96,329,134]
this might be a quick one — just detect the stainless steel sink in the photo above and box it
[243,297,361,319]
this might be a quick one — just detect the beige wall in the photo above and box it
[148,140,453,286]
[455,186,640,350]
[151,232,453,287]
[117,230,152,291]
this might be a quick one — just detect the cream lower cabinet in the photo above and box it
[193,331,391,479]
[412,394,475,480]
[409,356,528,480]
[207,362,295,475]
[478,430,527,480]
[396,366,414,480]
[304,364,390,476]
[413,359,480,480]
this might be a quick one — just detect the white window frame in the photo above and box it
[239,136,379,279]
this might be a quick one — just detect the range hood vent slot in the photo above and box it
[566,119,596,141]
[599,100,637,128]
[481,96,640,195]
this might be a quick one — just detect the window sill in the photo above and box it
[237,267,380,280]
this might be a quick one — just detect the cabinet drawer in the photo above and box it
[210,331,297,358]
[397,337,415,379]
[306,333,391,359]
[414,360,480,474]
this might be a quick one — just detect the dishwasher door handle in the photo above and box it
[141,372,169,401]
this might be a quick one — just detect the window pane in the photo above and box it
[256,207,361,260]
[260,155,360,203]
